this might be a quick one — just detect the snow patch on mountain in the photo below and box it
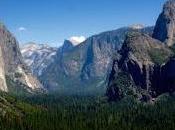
[129,24,145,29]
[21,42,57,76]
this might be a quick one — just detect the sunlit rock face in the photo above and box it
[0,23,44,93]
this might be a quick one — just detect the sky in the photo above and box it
[0,0,166,47]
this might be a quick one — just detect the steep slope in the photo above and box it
[21,42,57,76]
[0,44,7,92]
[41,26,153,92]
[153,0,175,46]
[161,58,175,93]
[107,0,175,102]
[59,39,75,54]
[107,32,173,101]
[0,23,44,93]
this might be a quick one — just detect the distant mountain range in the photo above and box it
[20,26,153,92]
[21,42,58,77]
[21,36,86,77]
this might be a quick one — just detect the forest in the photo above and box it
[1,92,175,130]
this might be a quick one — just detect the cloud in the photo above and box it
[69,36,86,46]
[18,27,27,31]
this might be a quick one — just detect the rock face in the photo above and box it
[162,58,175,93]
[153,0,175,46]
[60,40,74,54]
[107,32,173,101]
[119,32,171,88]
[107,0,175,102]
[40,27,153,92]
[0,46,7,92]
[0,24,44,93]
[21,42,57,77]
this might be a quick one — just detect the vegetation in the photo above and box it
[170,44,175,52]
[0,92,175,130]
[111,72,138,98]
[14,73,23,78]
[149,48,172,65]
[5,75,31,96]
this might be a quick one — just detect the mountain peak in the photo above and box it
[21,42,55,52]
[61,40,74,53]
[153,0,175,46]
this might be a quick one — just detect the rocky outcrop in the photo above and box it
[0,47,7,92]
[120,32,171,87]
[60,40,74,54]
[107,0,175,101]
[107,32,173,101]
[153,0,175,46]
[0,24,23,73]
[0,23,44,93]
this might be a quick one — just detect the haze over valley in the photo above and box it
[2,0,175,130]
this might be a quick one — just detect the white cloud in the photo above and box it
[18,27,27,31]
[69,36,86,46]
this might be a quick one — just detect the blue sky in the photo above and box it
[0,0,166,47]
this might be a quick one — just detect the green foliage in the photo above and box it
[114,72,132,88]
[5,75,31,96]
[149,48,171,65]
[113,72,137,97]
[14,73,23,78]
[0,92,45,130]
[1,93,175,130]
[126,31,140,38]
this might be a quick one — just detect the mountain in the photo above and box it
[0,23,44,94]
[40,26,153,92]
[21,36,86,78]
[59,40,75,54]
[153,0,175,46]
[21,42,57,77]
[106,32,173,101]
[107,0,175,102]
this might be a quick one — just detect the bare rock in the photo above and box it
[153,0,175,46]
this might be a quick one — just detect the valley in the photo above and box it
[0,0,175,130]
[2,93,175,130]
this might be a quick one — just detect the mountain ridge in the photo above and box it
[0,24,45,94]
[21,42,57,77]
[39,26,153,92]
